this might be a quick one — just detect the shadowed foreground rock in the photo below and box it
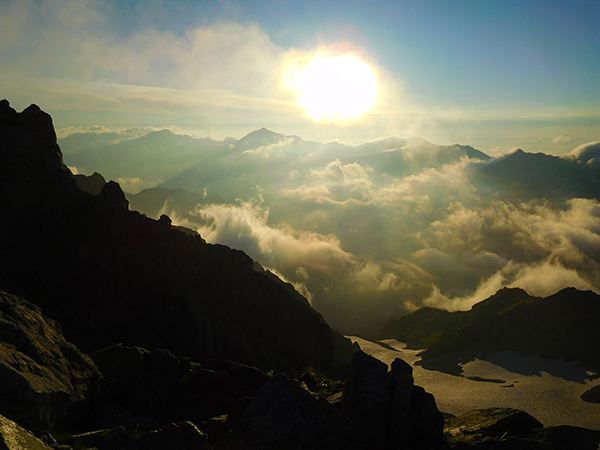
[529,425,600,450]
[0,414,53,450]
[218,351,448,450]
[445,408,543,444]
[445,408,551,449]
[0,290,99,434]
[216,373,352,450]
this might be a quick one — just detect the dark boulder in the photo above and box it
[341,350,390,449]
[388,357,414,448]
[529,425,600,450]
[341,352,448,449]
[217,373,352,450]
[91,344,183,421]
[91,344,270,429]
[407,386,448,449]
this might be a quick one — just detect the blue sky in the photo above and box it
[1,0,599,154]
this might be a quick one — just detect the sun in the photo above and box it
[287,53,378,122]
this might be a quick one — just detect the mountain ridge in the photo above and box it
[0,99,354,371]
[383,286,600,376]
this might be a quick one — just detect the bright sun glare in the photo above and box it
[288,54,378,122]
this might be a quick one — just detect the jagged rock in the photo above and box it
[445,408,543,444]
[216,373,352,450]
[408,386,449,449]
[123,421,211,450]
[341,350,390,449]
[388,357,414,448]
[529,425,600,450]
[92,344,183,421]
[341,351,448,449]
[0,290,99,434]
[90,344,270,429]
[73,172,106,195]
[0,414,53,450]
[0,100,354,372]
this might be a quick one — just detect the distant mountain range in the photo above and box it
[382,287,600,376]
[60,124,600,337]
[62,126,600,202]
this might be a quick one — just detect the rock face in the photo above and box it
[0,99,353,371]
[0,414,53,450]
[340,351,448,450]
[0,290,99,434]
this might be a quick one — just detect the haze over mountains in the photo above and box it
[63,127,600,336]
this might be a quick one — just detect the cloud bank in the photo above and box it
[145,135,600,335]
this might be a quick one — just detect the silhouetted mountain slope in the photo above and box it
[0,100,353,371]
[476,149,600,201]
[383,287,600,375]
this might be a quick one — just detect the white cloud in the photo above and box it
[116,177,158,194]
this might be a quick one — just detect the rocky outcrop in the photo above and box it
[218,351,448,450]
[340,351,447,450]
[445,408,543,444]
[0,414,53,450]
[73,171,106,195]
[0,100,354,371]
[217,374,352,450]
[0,290,99,434]
[89,344,269,430]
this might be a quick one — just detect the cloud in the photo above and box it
[567,141,600,163]
[418,197,600,309]
[116,177,158,194]
[552,135,574,144]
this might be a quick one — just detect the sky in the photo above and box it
[1,0,599,155]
